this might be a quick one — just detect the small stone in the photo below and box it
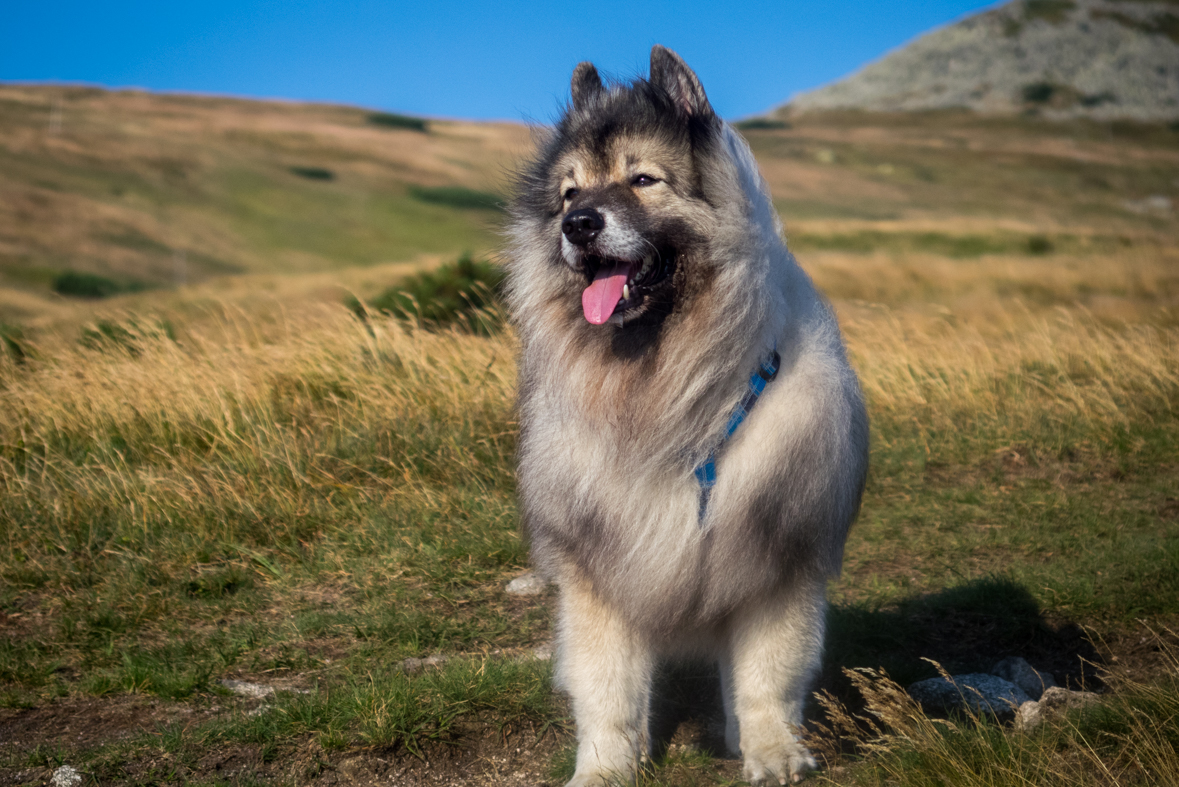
[1124,195,1172,214]
[992,657,1056,701]
[402,654,448,674]
[1016,686,1100,730]
[908,673,1031,719]
[532,641,554,661]
[51,765,83,787]
[220,679,276,699]
[1016,699,1043,729]
[506,572,548,596]
[219,679,307,698]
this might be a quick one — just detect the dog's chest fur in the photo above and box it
[516,306,859,636]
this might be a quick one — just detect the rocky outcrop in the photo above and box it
[906,657,1101,727]
[781,0,1179,121]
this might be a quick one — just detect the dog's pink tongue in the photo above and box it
[582,262,631,325]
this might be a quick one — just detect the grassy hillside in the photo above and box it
[0,88,1177,785]
[0,85,526,324]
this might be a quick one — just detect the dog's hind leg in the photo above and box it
[556,576,653,787]
[725,578,826,784]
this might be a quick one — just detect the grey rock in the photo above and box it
[506,571,548,596]
[219,678,309,698]
[909,673,1032,718]
[402,654,448,674]
[780,0,1179,121]
[532,641,555,661]
[51,766,83,787]
[1016,685,1101,730]
[992,656,1056,700]
[220,679,275,699]
[1124,195,1173,214]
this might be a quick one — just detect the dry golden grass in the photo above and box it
[3,281,1174,564]
[809,246,1179,325]
[0,303,516,539]
[846,306,1177,440]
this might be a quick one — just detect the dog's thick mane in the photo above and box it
[506,64,867,632]
[507,82,791,469]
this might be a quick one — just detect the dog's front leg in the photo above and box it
[556,577,653,787]
[726,579,826,784]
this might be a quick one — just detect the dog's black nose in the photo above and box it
[562,208,604,246]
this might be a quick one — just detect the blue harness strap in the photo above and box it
[693,348,780,525]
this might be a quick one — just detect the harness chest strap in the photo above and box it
[693,348,781,525]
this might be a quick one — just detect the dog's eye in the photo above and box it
[563,188,579,202]
[632,174,659,187]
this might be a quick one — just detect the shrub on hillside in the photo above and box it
[735,118,791,130]
[290,166,335,181]
[367,112,428,132]
[349,254,505,334]
[408,185,503,211]
[54,270,146,299]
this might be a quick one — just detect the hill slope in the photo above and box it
[1,84,1176,332]
[781,0,1179,121]
[0,85,527,309]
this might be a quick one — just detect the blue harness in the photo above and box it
[693,348,780,524]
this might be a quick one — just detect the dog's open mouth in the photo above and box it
[580,250,675,325]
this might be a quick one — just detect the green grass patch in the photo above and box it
[141,656,554,755]
[366,112,428,132]
[735,118,791,131]
[776,198,902,221]
[791,230,1071,257]
[408,185,503,211]
[289,166,335,181]
[52,270,148,298]
[791,230,1006,257]
[217,168,499,269]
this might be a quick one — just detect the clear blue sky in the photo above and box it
[2,1,998,121]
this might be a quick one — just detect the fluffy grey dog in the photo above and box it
[505,46,869,786]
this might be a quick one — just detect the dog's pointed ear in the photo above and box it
[649,45,712,118]
[571,62,604,112]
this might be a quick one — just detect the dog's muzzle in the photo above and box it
[562,208,605,246]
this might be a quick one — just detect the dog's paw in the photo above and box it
[741,742,817,785]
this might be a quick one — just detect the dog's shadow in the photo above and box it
[648,577,1102,760]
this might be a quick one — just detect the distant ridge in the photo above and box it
[779,0,1179,121]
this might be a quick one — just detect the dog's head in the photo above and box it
[513,46,729,329]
